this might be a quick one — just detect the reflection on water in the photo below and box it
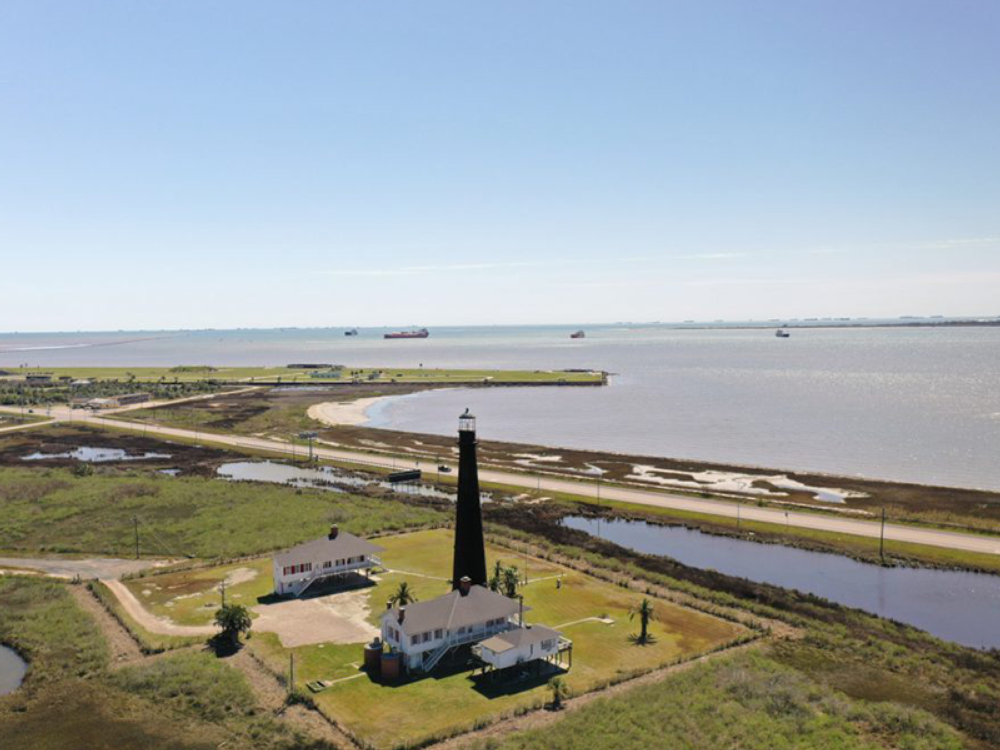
[563,515,1000,649]
[216,461,469,501]
[22,447,171,462]
[0,645,27,696]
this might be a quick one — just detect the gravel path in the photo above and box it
[0,556,164,580]
[103,579,215,636]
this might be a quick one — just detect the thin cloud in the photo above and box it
[322,252,746,277]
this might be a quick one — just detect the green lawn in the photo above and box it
[248,529,747,750]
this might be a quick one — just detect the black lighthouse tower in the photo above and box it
[452,409,488,589]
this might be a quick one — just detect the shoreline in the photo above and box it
[306,396,384,427]
[312,389,1000,497]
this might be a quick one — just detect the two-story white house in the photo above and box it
[381,577,525,673]
[273,525,382,597]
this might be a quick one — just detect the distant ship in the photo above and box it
[344,328,359,336]
[384,328,429,339]
[775,329,791,338]
[570,330,586,339]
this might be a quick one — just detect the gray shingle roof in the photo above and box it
[478,624,561,654]
[383,585,527,634]
[274,532,382,568]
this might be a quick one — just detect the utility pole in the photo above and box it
[133,516,139,559]
[220,580,226,608]
[596,475,601,506]
[289,653,295,695]
[298,431,318,463]
[879,507,886,562]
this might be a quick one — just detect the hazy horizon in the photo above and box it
[4,314,1000,338]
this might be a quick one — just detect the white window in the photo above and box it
[434,629,443,639]
[411,635,420,646]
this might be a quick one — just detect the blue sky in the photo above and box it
[1,1,998,330]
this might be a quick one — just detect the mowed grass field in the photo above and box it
[244,529,747,749]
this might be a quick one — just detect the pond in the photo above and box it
[0,645,27,696]
[216,461,469,502]
[562,515,1000,650]
[22,446,171,462]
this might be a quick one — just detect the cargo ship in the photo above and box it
[384,328,429,339]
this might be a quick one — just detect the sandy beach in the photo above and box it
[307,396,383,427]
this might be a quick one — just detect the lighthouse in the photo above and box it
[452,409,488,589]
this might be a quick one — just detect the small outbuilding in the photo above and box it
[473,624,572,673]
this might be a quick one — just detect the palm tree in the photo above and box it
[501,565,520,598]
[389,581,417,607]
[549,676,568,710]
[629,597,655,645]
[488,559,504,592]
[214,603,252,647]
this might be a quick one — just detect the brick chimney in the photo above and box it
[398,606,406,624]
[328,524,339,540]
[458,576,472,596]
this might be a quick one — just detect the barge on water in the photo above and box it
[384,328,429,339]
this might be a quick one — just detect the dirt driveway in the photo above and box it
[252,587,379,647]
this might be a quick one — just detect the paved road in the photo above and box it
[0,556,162,580]
[34,410,994,558]
[0,418,56,434]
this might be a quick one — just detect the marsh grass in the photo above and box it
[472,652,963,750]
[0,576,333,750]
[0,466,445,558]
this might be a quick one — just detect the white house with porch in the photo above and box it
[273,525,382,597]
[381,577,525,673]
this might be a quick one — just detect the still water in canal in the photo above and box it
[562,516,1000,650]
